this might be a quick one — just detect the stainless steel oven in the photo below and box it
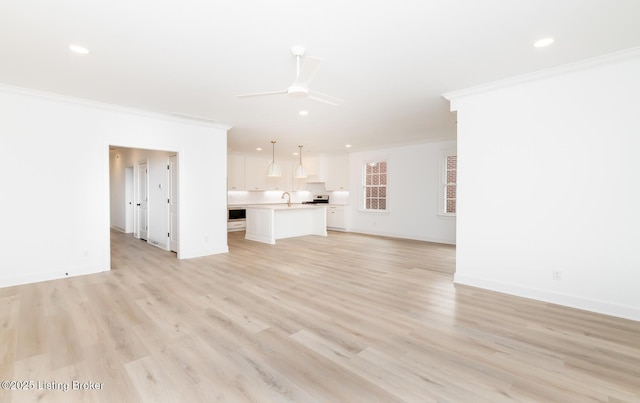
[227,206,247,232]
[228,206,246,221]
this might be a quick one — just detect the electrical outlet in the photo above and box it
[552,270,562,281]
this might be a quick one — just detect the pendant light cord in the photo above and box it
[271,140,276,164]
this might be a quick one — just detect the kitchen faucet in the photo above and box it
[281,192,291,207]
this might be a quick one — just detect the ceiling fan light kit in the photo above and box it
[237,46,344,106]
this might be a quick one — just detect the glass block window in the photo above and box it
[363,161,387,211]
[444,155,457,214]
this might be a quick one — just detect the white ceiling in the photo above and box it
[2,1,640,157]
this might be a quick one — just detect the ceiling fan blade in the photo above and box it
[237,90,287,98]
[309,90,344,106]
[294,56,322,86]
[308,95,341,106]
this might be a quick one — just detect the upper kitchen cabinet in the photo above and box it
[267,160,293,191]
[244,156,268,191]
[227,152,349,192]
[293,176,312,190]
[227,154,245,190]
[325,154,350,191]
[303,155,327,183]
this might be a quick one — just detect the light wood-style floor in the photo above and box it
[1,230,639,402]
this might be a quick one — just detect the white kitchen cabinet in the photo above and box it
[227,153,297,192]
[303,155,327,183]
[244,157,268,191]
[325,153,349,191]
[227,220,246,232]
[293,154,324,190]
[227,154,245,190]
[245,205,327,244]
[293,177,309,191]
[327,205,347,231]
[267,161,293,191]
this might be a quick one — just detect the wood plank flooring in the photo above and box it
[1,230,639,402]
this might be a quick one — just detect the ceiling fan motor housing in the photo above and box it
[287,85,309,97]
[290,45,306,56]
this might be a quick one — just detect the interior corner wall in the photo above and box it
[0,86,229,288]
[347,140,457,244]
[450,53,640,321]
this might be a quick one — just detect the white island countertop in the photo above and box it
[246,203,326,210]
[245,204,327,244]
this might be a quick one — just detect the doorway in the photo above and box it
[169,155,178,252]
[109,146,180,256]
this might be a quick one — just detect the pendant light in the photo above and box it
[266,140,281,177]
[294,145,307,179]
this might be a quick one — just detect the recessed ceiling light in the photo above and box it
[293,152,299,156]
[345,144,352,148]
[256,147,262,151]
[533,37,554,48]
[69,44,90,54]
[299,110,308,116]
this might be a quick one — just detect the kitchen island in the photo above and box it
[245,204,327,244]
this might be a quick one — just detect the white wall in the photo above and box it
[445,48,640,321]
[347,140,457,244]
[0,85,230,288]
[110,151,127,233]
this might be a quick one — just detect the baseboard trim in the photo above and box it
[454,274,640,322]
[0,267,107,289]
[110,225,126,233]
[347,228,456,245]
[179,246,229,260]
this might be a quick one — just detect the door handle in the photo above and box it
[137,203,141,206]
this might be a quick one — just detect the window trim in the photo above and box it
[438,150,457,217]
[360,158,389,213]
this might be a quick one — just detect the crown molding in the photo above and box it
[442,46,640,110]
[0,83,232,130]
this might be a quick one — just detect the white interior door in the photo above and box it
[125,166,134,233]
[137,161,148,241]
[169,155,178,252]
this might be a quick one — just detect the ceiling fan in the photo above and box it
[237,46,344,106]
